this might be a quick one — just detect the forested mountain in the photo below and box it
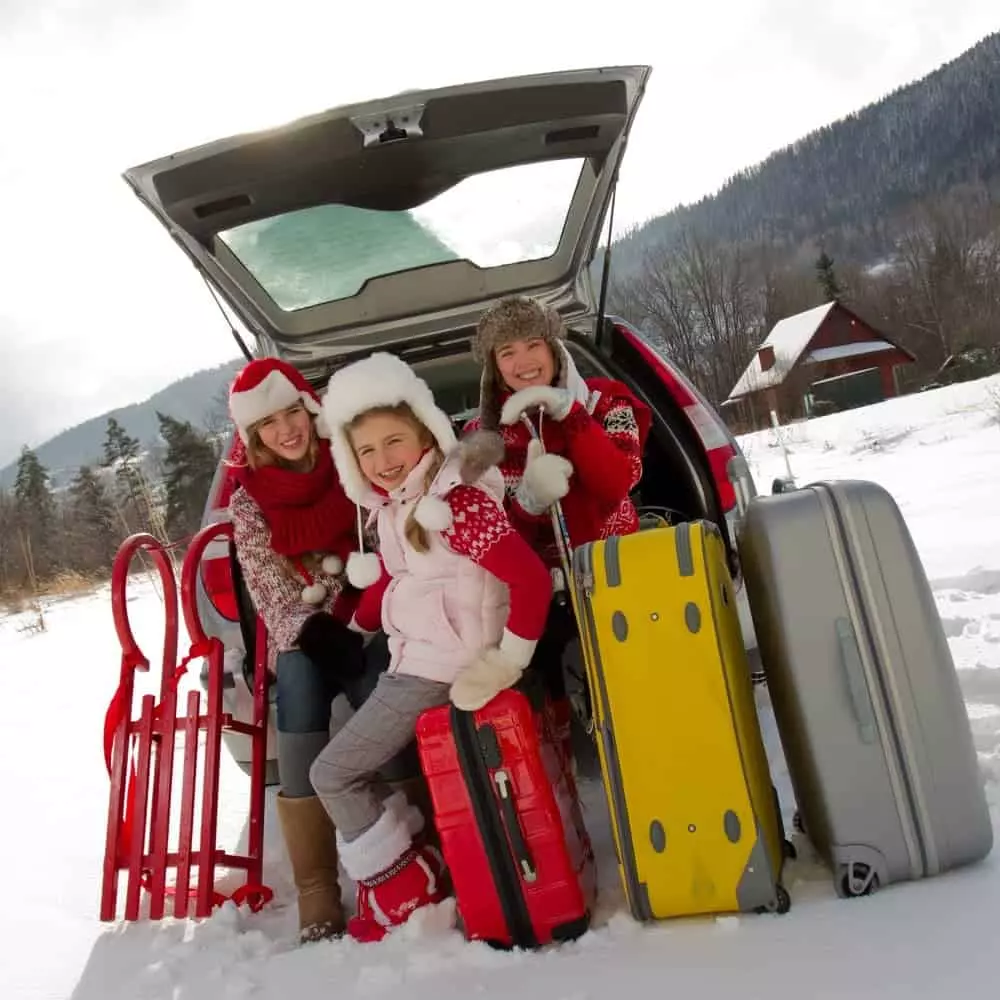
[609,32,1000,281]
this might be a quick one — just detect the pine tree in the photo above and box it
[102,417,141,489]
[13,446,57,579]
[101,416,157,536]
[157,413,217,541]
[816,250,844,301]
[0,487,16,597]
[68,465,120,572]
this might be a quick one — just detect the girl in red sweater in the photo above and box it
[465,295,651,711]
[467,295,650,565]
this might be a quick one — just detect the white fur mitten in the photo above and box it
[500,385,574,425]
[514,438,573,515]
[450,646,527,712]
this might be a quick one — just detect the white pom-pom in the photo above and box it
[346,551,382,589]
[414,494,453,531]
[321,554,343,575]
[301,581,327,604]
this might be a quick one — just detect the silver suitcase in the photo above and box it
[738,479,992,897]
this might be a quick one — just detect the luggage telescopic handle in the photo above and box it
[834,617,877,745]
[519,411,575,587]
[493,770,538,883]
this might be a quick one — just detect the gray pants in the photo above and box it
[309,671,450,841]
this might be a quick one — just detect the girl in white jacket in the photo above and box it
[310,352,552,942]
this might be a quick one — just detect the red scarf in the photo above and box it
[232,439,356,559]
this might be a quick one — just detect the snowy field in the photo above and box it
[2,374,999,1000]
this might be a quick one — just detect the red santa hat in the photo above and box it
[321,352,458,589]
[228,358,327,444]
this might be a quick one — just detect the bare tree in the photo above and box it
[202,384,234,460]
[610,230,772,406]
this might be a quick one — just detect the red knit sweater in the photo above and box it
[466,377,650,566]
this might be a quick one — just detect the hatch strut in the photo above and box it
[595,181,618,343]
[199,271,253,362]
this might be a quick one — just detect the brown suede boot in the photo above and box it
[275,794,346,943]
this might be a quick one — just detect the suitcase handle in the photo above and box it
[493,769,538,884]
[835,617,877,744]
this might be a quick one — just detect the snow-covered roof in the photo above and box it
[806,341,895,364]
[727,301,835,401]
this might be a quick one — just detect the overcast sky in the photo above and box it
[0,0,997,469]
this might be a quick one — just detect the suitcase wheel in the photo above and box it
[782,838,797,861]
[836,862,879,899]
[755,884,791,916]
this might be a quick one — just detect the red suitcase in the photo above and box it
[415,688,595,949]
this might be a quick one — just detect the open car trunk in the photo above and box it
[123,67,651,373]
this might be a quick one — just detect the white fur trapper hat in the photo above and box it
[322,352,459,588]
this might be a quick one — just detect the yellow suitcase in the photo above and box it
[571,520,790,920]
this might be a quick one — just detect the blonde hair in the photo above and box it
[347,403,444,555]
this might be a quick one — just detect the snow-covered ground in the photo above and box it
[3,374,999,1000]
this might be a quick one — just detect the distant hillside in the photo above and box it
[608,31,1000,281]
[0,359,242,489]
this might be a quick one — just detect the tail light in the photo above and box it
[614,323,739,513]
[199,440,240,622]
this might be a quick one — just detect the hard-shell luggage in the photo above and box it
[572,520,790,920]
[415,688,595,949]
[738,479,993,897]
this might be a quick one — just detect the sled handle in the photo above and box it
[111,534,179,680]
[180,521,233,648]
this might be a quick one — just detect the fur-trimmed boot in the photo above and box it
[275,793,346,943]
[386,775,442,851]
[338,803,449,943]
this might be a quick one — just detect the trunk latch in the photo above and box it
[351,103,426,147]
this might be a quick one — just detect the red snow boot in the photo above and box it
[338,799,451,943]
[347,845,449,942]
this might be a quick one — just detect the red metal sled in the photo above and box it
[100,523,272,922]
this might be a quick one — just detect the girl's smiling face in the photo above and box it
[349,410,428,490]
[494,337,557,392]
[254,402,313,464]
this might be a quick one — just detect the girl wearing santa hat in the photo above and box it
[227,357,365,943]
[308,351,552,943]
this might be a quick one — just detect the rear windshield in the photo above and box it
[217,158,584,312]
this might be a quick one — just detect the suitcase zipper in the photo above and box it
[829,485,938,876]
[817,486,928,879]
[449,705,537,949]
[493,770,538,883]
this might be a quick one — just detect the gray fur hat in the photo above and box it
[473,295,566,431]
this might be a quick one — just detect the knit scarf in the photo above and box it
[232,439,356,558]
